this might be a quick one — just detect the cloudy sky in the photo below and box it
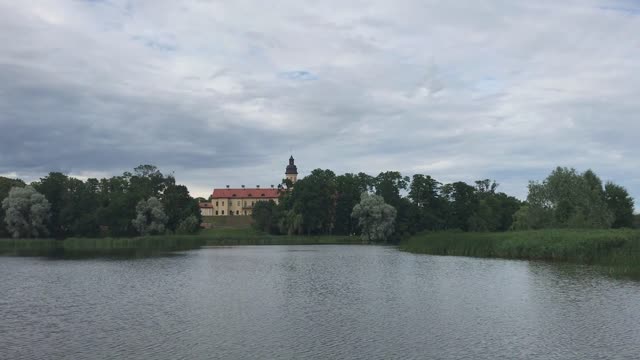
[1,0,639,204]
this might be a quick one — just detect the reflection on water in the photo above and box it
[1,245,639,360]
[0,238,204,259]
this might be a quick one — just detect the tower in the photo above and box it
[285,155,298,183]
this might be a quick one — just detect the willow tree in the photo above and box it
[351,192,396,243]
[2,186,51,238]
[132,197,168,235]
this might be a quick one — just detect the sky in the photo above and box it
[1,0,639,206]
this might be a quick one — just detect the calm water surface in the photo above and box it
[1,245,639,359]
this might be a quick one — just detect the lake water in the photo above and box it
[1,245,639,359]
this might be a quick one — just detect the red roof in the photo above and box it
[212,188,281,199]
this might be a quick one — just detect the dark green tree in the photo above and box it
[374,171,411,239]
[334,173,371,235]
[604,182,635,228]
[286,169,337,235]
[162,184,201,233]
[409,174,445,231]
[252,200,280,233]
[441,181,478,231]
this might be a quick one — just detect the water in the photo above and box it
[1,245,639,359]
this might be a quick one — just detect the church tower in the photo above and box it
[285,155,298,183]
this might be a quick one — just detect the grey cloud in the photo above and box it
[0,0,639,208]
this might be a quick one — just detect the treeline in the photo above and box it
[253,167,636,242]
[0,165,201,239]
[252,170,523,241]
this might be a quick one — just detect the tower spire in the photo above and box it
[285,155,298,183]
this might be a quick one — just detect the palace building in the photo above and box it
[200,156,298,217]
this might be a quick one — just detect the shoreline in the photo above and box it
[399,229,640,278]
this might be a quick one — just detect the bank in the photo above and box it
[400,229,640,278]
[0,228,362,257]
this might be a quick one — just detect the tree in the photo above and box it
[334,173,371,235]
[278,209,304,235]
[0,176,26,237]
[132,197,168,235]
[409,174,445,231]
[32,172,70,238]
[2,186,51,238]
[252,200,279,233]
[374,171,411,239]
[441,181,478,231]
[176,215,200,234]
[162,184,201,233]
[517,167,616,229]
[286,169,337,235]
[604,182,635,228]
[351,192,397,243]
[469,180,521,232]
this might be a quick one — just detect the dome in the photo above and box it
[286,156,298,175]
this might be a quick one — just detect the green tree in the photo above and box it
[334,173,371,235]
[95,175,135,236]
[278,209,304,235]
[469,180,521,231]
[351,192,397,243]
[604,182,635,228]
[409,174,445,231]
[441,181,478,231]
[374,171,411,239]
[287,169,337,235]
[252,200,279,233]
[162,184,201,233]
[2,186,51,238]
[32,172,70,238]
[519,167,615,229]
[177,215,200,234]
[0,176,26,237]
[132,197,168,235]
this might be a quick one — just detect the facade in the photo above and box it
[199,202,214,216]
[204,156,299,217]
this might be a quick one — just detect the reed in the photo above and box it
[400,229,640,278]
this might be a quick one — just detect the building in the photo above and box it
[199,202,214,216]
[202,156,299,217]
[285,155,298,183]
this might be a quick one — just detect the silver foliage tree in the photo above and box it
[132,197,168,235]
[351,192,397,242]
[1,186,51,238]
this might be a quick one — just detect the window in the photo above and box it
[238,201,241,206]
[236,210,239,215]
[216,201,218,206]
[222,210,225,215]
[215,210,218,215]
[244,201,246,207]
[222,201,225,206]
[251,201,254,206]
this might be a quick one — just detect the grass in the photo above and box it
[0,228,362,257]
[400,229,640,278]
